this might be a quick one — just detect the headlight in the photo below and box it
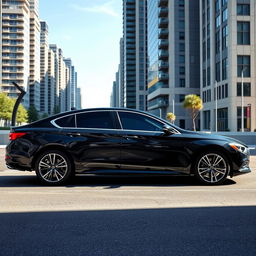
[229,143,247,153]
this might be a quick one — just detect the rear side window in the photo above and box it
[55,115,76,128]
[76,111,116,129]
[118,112,163,131]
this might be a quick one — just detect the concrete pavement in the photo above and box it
[0,148,255,255]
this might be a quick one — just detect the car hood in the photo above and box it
[180,130,248,147]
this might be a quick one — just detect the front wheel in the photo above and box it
[35,150,73,185]
[194,152,230,185]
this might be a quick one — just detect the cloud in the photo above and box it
[71,1,119,17]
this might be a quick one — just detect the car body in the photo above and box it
[6,108,251,185]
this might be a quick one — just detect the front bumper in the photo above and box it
[232,161,251,176]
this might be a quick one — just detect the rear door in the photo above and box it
[56,111,122,171]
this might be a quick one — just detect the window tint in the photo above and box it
[55,115,76,127]
[76,111,115,129]
[119,112,163,131]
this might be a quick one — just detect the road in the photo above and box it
[0,148,255,255]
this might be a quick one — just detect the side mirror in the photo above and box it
[162,125,174,135]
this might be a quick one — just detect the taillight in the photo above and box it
[9,132,27,141]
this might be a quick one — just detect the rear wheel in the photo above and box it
[35,150,73,185]
[194,152,230,185]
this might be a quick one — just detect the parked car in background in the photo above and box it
[6,108,251,185]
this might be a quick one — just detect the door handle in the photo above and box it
[124,135,139,140]
[67,133,81,137]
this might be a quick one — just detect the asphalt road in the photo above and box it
[0,148,256,256]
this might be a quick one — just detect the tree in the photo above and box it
[16,103,28,125]
[0,93,13,126]
[183,94,203,131]
[166,112,176,124]
[53,105,60,114]
[28,105,39,123]
[41,113,49,119]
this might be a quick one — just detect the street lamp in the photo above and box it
[215,80,218,132]
[241,67,247,132]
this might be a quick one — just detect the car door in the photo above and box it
[56,110,122,171]
[117,111,190,174]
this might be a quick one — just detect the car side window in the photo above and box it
[55,115,76,128]
[76,111,116,129]
[118,112,163,131]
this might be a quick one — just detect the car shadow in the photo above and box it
[0,172,236,188]
[0,206,255,256]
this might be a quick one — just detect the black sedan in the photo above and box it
[6,108,251,185]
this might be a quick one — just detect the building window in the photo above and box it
[217,108,228,131]
[222,25,228,50]
[203,69,206,88]
[179,119,185,129]
[237,83,251,97]
[216,15,220,28]
[203,110,211,130]
[237,106,251,131]
[237,55,250,77]
[207,67,211,86]
[237,22,250,45]
[222,58,227,80]
[179,32,185,40]
[179,78,185,87]
[222,0,227,7]
[237,4,250,16]
[179,55,185,63]
[179,43,185,52]
[215,31,220,54]
[215,0,220,13]
[216,62,220,81]
[179,66,185,75]
[207,38,210,59]
[222,8,228,22]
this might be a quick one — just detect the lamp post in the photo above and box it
[241,67,247,132]
[215,80,218,132]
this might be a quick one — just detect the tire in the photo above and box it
[194,151,230,185]
[35,150,73,185]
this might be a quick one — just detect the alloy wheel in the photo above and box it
[38,153,68,183]
[197,153,228,184]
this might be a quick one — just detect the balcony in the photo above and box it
[158,39,168,49]
[158,18,168,28]
[148,95,169,108]
[158,50,169,59]
[159,72,169,80]
[158,0,168,7]
[158,61,169,70]
[158,28,168,39]
[159,7,168,17]
[126,27,135,32]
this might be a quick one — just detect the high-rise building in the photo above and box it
[39,21,48,114]
[47,48,55,114]
[119,38,124,107]
[200,0,256,132]
[0,1,2,86]
[1,0,31,108]
[29,0,40,111]
[147,0,200,129]
[122,0,147,110]
[64,58,77,111]
[76,86,82,110]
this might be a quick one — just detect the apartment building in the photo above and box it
[39,21,48,114]
[29,0,40,110]
[1,0,31,108]
[147,0,200,129]
[200,0,256,132]
[122,0,147,111]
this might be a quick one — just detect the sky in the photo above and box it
[39,0,122,108]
